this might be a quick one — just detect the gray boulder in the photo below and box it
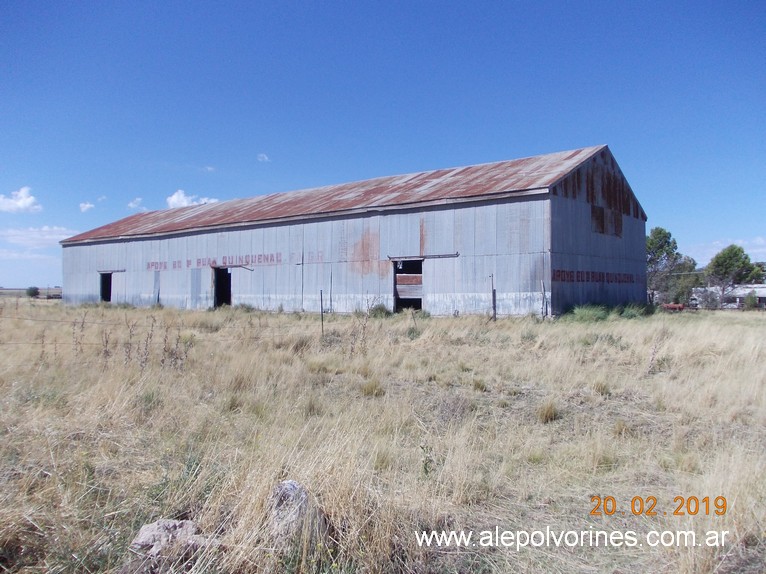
[118,518,220,574]
[265,480,335,568]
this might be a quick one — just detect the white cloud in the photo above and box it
[735,237,766,261]
[0,226,80,249]
[257,153,271,163]
[0,248,54,261]
[128,197,145,210]
[687,236,766,266]
[166,189,219,209]
[80,202,95,213]
[97,195,107,202]
[203,166,216,173]
[0,186,42,213]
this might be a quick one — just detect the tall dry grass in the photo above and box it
[0,299,764,572]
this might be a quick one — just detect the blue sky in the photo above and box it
[1,1,764,287]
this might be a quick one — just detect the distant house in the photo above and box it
[691,284,766,309]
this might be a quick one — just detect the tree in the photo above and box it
[26,286,40,298]
[754,262,766,284]
[668,255,702,304]
[646,227,681,304]
[705,245,762,307]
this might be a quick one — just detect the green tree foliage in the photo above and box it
[26,286,40,298]
[754,262,766,282]
[646,227,703,304]
[646,227,680,302]
[705,245,763,307]
[668,255,702,304]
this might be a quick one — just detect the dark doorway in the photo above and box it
[213,267,231,308]
[397,297,422,310]
[100,273,112,303]
[393,259,423,312]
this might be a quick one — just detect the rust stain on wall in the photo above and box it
[557,157,645,223]
[419,217,427,257]
[377,260,390,279]
[350,228,382,276]
[396,274,423,285]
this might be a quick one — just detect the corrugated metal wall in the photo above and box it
[549,150,647,314]
[63,195,552,315]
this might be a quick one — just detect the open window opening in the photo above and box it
[213,267,232,308]
[393,259,423,312]
[396,297,422,310]
[100,273,112,303]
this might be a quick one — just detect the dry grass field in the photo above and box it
[0,299,764,573]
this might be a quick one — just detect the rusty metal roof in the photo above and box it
[63,145,610,244]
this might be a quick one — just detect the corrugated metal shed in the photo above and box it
[63,145,609,244]
[62,145,648,315]
[728,284,766,298]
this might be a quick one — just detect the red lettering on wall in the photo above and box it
[552,269,637,284]
[144,251,293,271]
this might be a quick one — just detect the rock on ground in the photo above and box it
[118,518,220,574]
[265,480,335,566]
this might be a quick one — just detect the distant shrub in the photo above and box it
[303,394,323,417]
[369,303,393,318]
[360,378,385,397]
[520,329,537,343]
[743,291,758,311]
[406,326,421,340]
[620,304,650,319]
[472,379,488,392]
[26,286,40,298]
[569,305,609,322]
[567,304,651,321]
[537,398,560,424]
[290,335,313,354]
[592,379,611,396]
